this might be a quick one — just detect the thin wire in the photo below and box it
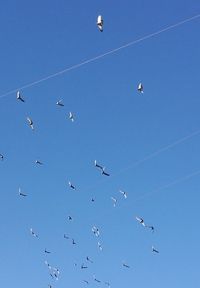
[0,13,200,99]
[83,128,200,193]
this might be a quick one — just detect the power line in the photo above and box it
[0,13,200,100]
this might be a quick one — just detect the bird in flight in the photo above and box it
[72,238,76,245]
[16,91,25,102]
[93,275,101,283]
[135,216,146,227]
[45,249,51,254]
[97,15,103,32]
[137,83,144,93]
[56,100,64,106]
[35,160,43,165]
[27,117,34,130]
[0,154,3,160]
[122,262,130,268]
[30,228,38,238]
[94,160,110,176]
[152,246,159,253]
[111,197,117,207]
[92,226,100,237]
[68,181,76,190]
[86,256,93,263]
[83,280,89,284]
[81,264,88,269]
[19,187,27,197]
[119,189,127,199]
[64,234,70,239]
[98,241,103,251]
[67,215,73,221]
[69,112,74,122]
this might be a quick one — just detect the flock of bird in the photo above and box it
[1,15,158,288]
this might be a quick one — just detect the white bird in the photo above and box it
[119,190,127,199]
[35,160,43,165]
[56,100,64,106]
[152,246,159,253]
[97,241,103,251]
[16,91,25,102]
[27,117,34,130]
[135,216,146,227]
[69,112,74,122]
[68,181,76,190]
[92,226,100,237]
[30,228,38,238]
[97,15,103,32]
[137,82,144,93]
[111,197,117,207]
[19,187,27,197]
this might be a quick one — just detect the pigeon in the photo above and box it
[27,117,34,130]
[98,241,103,251]
[97,15,103,32]
[16,91,25,102]
[68,181,76,190]
[0,154,3,160]
[93,275,101,283]
[86,256,93,263]
[68,215,73,221]
[111,197,117,207]
[69,112,74,122]
[19,187,27,197]
[35,160,43,165]
[56,100,64,107]
[135,216,146,227]
[81,264,88,269]
[122,262,130,268]
[137,83,144,93]
[30,228,38,238]
[119,190,127,199]
[45,249,51,254]
[152,246,159,253]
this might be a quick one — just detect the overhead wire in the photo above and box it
[0,13,200,100]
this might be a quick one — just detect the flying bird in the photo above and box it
[45,249,51,254]
[69,112,74,122]
[137,82,144,93]
[97,15,103,32]
[68,215,73,221]
[92,226,100,237]
[152,246,159,253]
[135,216,146,227]
[72,238,76,245]
[97,241,103,251]
[119,189,127,199]
[83,280,89,284]
[81,264,88,269]
[64,234,70,239]
[16,91,25,102]
[56,100,64,106]
[19,187,27,197]
[111,197,117,207]
[86,256,93,263]
[101,167,110,176]
[147,225,155,232]
[27,117,34,130]
[122,262,130,268]
[35,160,43,165]
[93,275,101,283]
[68,181,76,190]
[30,228,38,238]
[0,154,3,160]
[94,160,103,170]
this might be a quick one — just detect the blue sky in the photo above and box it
[0,0,200,287]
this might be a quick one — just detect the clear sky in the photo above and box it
[0,1,200,287]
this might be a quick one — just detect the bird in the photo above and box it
[45,249,51,254]
[72,238,76,245]
[97,15,103,32]
[93,275,101,283]
[64,234,70,239]
[98,241,103,251]
[30,228,38,238]
[83,280,89,284]
[0,154,3,160]
[68,215,73,221]
[91,198,95,202]
[16,91,25,102]
[18,187,27,197]
[135,216,146,227]
[94,160,103,170]
[92,226,100,237]
[35,160,43,165]
[101,167,110,176]
[111,197,117,207]
[152,246,159,253]
[68,181,76,190]
[119,189,127,199]
[27,117,34,130]
[81,264,88,269]
[56,100,64,106]
[146,225,155,232]
[122,262,130,268]
[86,256,93,263]
[137,82,144,93]
[69,112,74,122]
